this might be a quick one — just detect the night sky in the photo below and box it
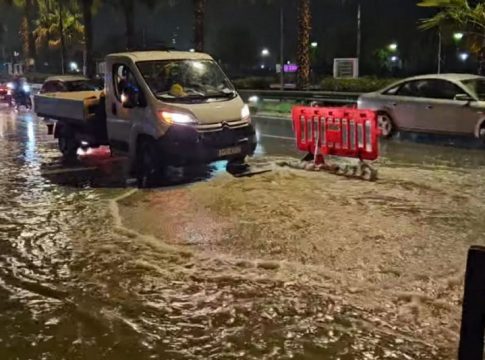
[0,1,440,74]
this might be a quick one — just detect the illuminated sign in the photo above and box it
[284,64,299,73]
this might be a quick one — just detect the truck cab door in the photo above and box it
[107,63,147,153]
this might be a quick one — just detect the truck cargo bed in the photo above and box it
[34,90,103,123]
[35,90,109,145]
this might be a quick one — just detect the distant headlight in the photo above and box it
[241,104,251,121]
[158,110,197,125]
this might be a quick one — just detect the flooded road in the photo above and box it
[0,109,482,359]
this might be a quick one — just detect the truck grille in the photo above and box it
[196,119,249,133]
[200,126,252,148]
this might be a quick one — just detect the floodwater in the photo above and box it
[0,108,482,359]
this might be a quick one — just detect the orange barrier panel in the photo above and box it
[292,106,380,161]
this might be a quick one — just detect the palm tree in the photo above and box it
[297,0,312,88]
[193,0,206,51]
[111,0,156,50]
[0,21,6,62]
[3,0,37,67]
[79,0,101,77]
[34,0,84,73]
[190,0,274,53]
[419,0,485,74]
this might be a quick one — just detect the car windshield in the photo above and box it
[460,78,485,101]
[137,59,236,102]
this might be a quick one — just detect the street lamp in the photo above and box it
[454,32,464,41]
[388,43,398,52]
[459,52,469,62]
[260,49,270,71]
[70,61,79,72]
[311,42,318,48]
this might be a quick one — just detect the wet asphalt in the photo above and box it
[0,106,483,359]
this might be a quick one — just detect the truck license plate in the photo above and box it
[219,146,241,157]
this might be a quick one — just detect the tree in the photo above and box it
[3,0,37,67]
[419,0,485,74]
[0,21,6,62]
[110,0,157,50]
[297,0,312,88]
[79,0,98,77]
[193,0,206,52]
[190,0,274,53]
[34,0,84,73]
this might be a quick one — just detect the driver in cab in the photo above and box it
[154,64,187,98]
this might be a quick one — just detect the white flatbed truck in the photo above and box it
[35,51,257,182]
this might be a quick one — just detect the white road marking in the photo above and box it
[259,133,294,141]
[254,116,291,122]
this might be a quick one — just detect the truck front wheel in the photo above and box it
[226,156,249,176]
[58,136,79,160]
[136,138,164,188]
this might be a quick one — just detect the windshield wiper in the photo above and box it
[157,91,236,103]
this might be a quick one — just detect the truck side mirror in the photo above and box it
[121,87,139,108]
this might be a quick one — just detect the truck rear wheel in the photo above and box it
[58,136,79,160]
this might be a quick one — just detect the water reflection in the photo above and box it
[0,109,17,139]
[25,114,36,163]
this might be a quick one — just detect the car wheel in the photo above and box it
[378,113,395,138]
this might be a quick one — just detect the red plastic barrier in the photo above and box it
[291,106,380,161]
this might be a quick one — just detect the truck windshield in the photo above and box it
[137,59,237,102]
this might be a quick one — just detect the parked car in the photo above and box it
[40,75,103,94]
[358,74,485,139]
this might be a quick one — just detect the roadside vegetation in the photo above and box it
[234,76,398,92]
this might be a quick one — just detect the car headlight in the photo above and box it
[23,84,30,93]
[241,104,251,122]
[7,82,14,90]
[158,110,197,125]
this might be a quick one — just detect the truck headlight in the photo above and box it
[158,110,197,125]
[241,104,251,122]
